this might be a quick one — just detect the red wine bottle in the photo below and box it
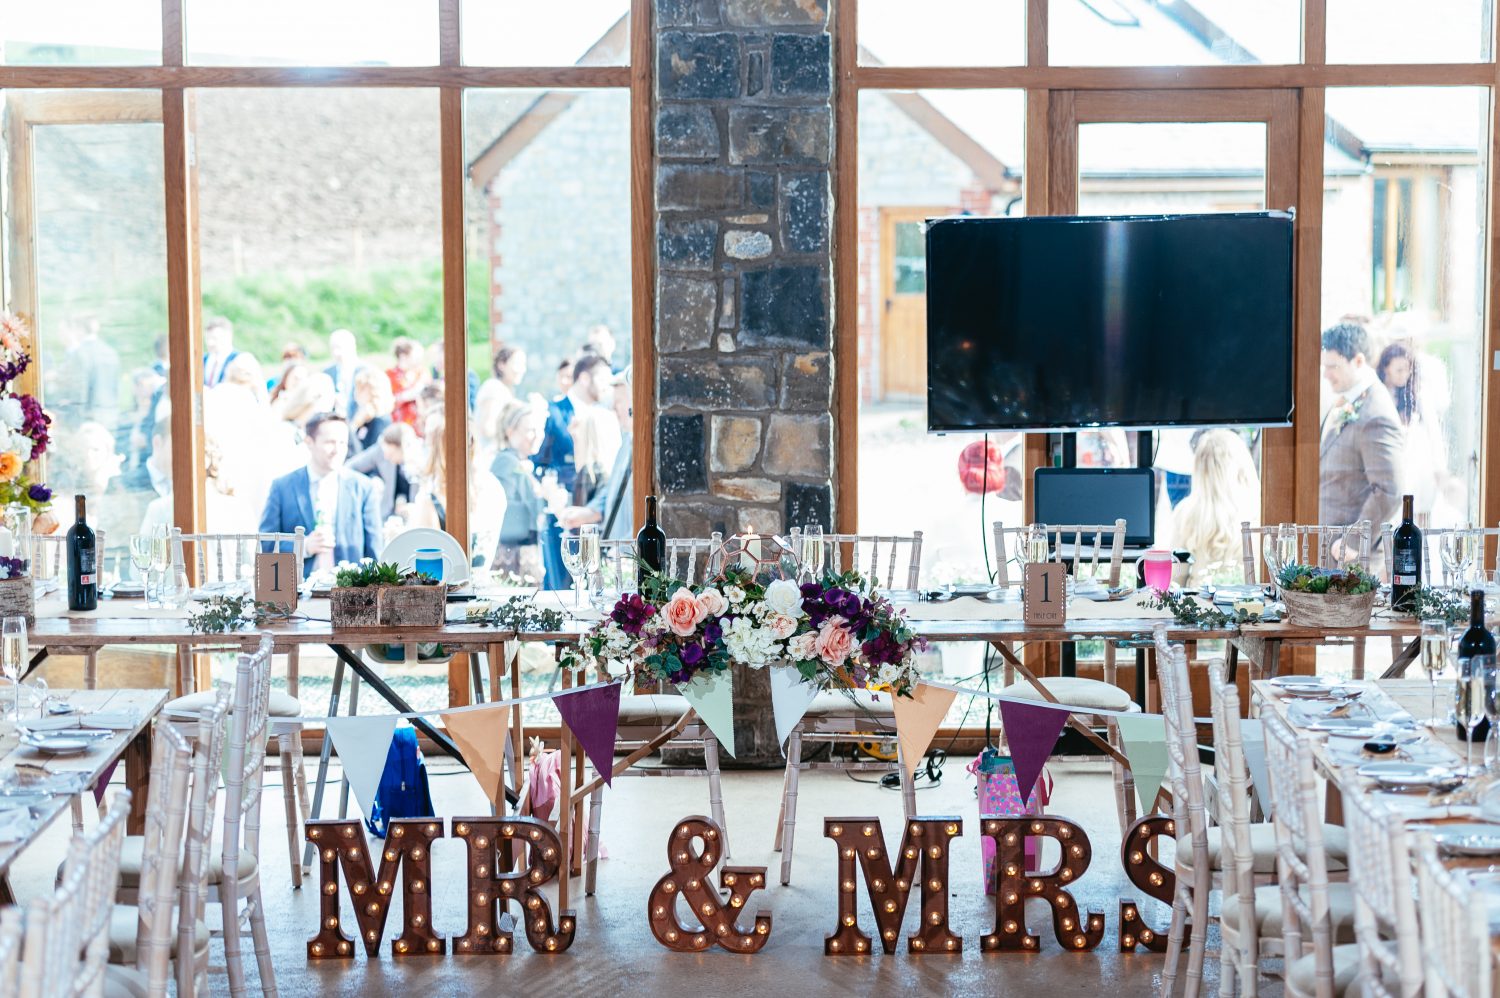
[67,494,98,612]
[1456,589,1494,742]
[1390,494,1421,612]
[635,494,665,584]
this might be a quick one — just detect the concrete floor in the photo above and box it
[12,755,1275,996]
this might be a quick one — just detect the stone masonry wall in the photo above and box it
[653,0,834,542]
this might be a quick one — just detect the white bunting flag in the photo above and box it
[770,665,822,751]
[678,669,736,758]
[324,715,400,821]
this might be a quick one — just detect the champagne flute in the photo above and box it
[1458,652,1489,774]
[1,617,26,722]
[1420,619,1450,726]
[800,524,825,584]
[1457,529,1481,592]
[560,529,585,612]
[579,524,601,602]
[1485,654,1500,773]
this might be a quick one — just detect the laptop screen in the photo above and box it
[1032,468,1156,548]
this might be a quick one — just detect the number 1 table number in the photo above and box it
[1023,563,1067,626]
[256,551,298,611]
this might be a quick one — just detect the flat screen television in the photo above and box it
[925,211,1295,433]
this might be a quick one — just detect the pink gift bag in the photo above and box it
[970,747,1052,894]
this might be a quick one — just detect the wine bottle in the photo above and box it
[636,494,666,584]
[1390,494,1421,612]
[67,494,98,612]
[1455,588,1495,742]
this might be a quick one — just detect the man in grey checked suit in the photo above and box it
[1318,322,1405,555]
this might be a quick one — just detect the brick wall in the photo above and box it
[653,0,834,541]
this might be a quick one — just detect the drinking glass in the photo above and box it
[160,563,191,611]
[1457,529,1482,592]
[1485,655,1500,772]
[579,524,601,598]
[560,529,585,611]
[1,617,26,722]
[129,534,152,581]
[799,524,825,584]
[1420,619,1450,726]
[1458,652,1491,774]
[1022,524,1049,566]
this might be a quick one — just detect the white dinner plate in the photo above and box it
[20,735,91,756]
[1269,675,1333,690]
[379,528,470,585]
[1435,824,1500,856]
[1357,761,1460,789]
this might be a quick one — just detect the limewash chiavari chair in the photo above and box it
[787,528,925,591]
[0,908,19,996]
[1263,712,1361,998]
[1338,778,1422,998]
[599,534,725,585]
[110,722,193,996]
[1415,836,1493,998]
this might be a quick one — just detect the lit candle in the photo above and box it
[0,525,14,560]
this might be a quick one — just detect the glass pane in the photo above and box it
[859,0,1024,66]
[12,106,168,574]
[1321,88,1488,535]
[462,2,629,66]
[1077,120,1267,586]
[186,0,437,65]
[1,0,162,65]
[1049,0,1301,66]
[1327,0,1492,64]
[194,88,443,555]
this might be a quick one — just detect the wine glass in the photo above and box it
[579,524,601,601]
[1420,619,1450,726]
[560,529,585,612]
[1,617,26,722]
[799,524,825,584]
[1485,654,1500,773]
[1457,529,1482,592]
[1458,652,1491,774]
[129,534,152,587]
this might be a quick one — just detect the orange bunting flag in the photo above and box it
[891,683,957,781]
[439,703,513,808]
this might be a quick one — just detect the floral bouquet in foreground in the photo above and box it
[0,313,52,517]
[578,565,926,696]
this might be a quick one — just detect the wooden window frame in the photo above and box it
[835,0,1500,557]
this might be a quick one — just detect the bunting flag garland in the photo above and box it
[997,697,1071,802]
[770,664,822,751]
[439,703,512,807]
[891,683,957,780]
[324,714,400,820]
[678,669,737,758]
[1113,713,1171,813]
[554,681,624,786]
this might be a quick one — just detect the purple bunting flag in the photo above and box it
[998,697,1071,802]
[555,682,624,787]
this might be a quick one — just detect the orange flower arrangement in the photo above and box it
[0,453,19,482]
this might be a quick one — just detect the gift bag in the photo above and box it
[970,746,1052,894]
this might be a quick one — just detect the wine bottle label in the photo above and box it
[1393,549,1418,573]
[1393,574,1416,585]
[78,574,95,586]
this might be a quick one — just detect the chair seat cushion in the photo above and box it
[1286,943,1362,997]
[166,689,302,718]
[616,695,693,726]
[804,689,894,717]
[102,965,149,998]
[1220,882,1357,943]
[114,835,256,889]
[1180,822,1348,875]
[107,905,208,965]
[998,678,1138,713]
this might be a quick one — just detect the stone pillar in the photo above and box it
[654,0,835,766]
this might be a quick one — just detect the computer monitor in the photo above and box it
[1032,467,1156,548]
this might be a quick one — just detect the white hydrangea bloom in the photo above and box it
[0,398,22,430]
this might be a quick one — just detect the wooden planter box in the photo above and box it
[0,576,34,626]
[329,584,445,629]
[1280,589,1375,629]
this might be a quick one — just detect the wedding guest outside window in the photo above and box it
[1319,322,1405,555]
[560,372,634,540]
[388,337,427,429]
[474,345,527,465]
[349,367,394,454]
[202,316,239,387]
[324,328,369,419]
[534,354,611,588]
[348,421,419,523]
[1377,339,1447,522]
[259,412,381,576]
[491,401,548,582]
[1171,429,1260,587]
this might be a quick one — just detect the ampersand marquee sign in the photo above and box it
[648,816,772,953]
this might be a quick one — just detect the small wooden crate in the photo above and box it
[0,576,33,626]
[329,587,380,628]
[1280,589,1375,629]
[376,584,445,628]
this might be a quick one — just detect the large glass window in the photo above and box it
[462,3,629,66]
[1,1,162,65]
[858,0,1024,67]
[1320,87,1489,531]
[1049,0,1301,67]
[1326,0,1493,64]
[186,0,438,65]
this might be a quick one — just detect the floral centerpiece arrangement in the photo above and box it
[577,565,926,696]
[0,312,52,588]
[1276,562,1378,628]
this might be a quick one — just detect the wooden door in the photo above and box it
[878,206,946,399]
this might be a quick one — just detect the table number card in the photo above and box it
[255,551,298,610]
[1023,563,1067,626]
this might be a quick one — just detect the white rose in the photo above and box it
[763,578,805,618]
[766,613,798,640]
[0,398,21,430]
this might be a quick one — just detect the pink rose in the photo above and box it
[814,616,854,667]
[788,632,818,661]
[662,588,707,637]
[695,587,728,619]
[766,613,798,640]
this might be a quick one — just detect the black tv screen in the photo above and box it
[925,211,1294,432]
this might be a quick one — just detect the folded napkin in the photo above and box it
[18,712,136,732]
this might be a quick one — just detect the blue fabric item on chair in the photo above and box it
[364,726,435,838]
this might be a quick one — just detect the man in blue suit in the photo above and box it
[259,412,382,576]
